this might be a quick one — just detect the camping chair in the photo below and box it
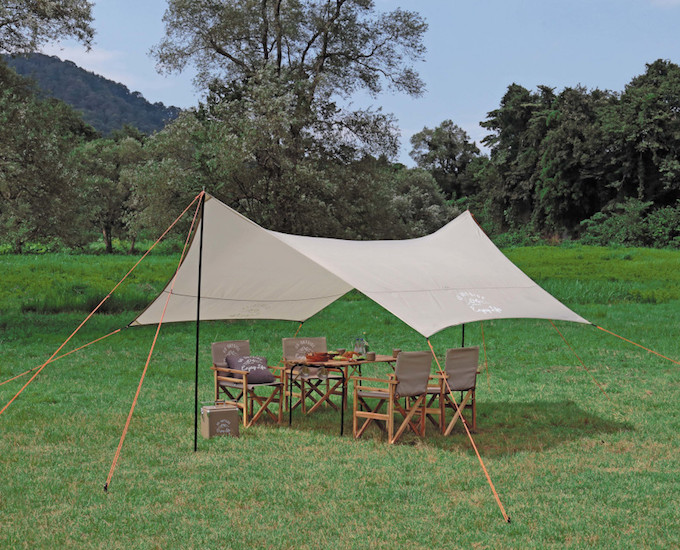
[282,337,344,416]
[432,346,479,434]
[211,340,285,427]
[352,351,433,444]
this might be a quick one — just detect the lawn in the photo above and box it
[1,247,679,548]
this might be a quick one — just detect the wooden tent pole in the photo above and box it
[194,192,206,452]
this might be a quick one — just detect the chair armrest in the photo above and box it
[213,365,248,376]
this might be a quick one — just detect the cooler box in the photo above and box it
[200,405,240,438]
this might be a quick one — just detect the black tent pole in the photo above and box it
[461,323,465,348]
[194,191,206,452]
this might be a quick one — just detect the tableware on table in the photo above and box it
[392,348,401,358]
[336,348,346,355]
[366,351,376,361]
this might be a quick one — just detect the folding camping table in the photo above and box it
[284,354,397,436]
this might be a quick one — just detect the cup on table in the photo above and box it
[392,348,401,358]
[366,351,376,361]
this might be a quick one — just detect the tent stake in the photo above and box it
[194,192,206,452]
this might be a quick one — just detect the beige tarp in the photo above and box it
[131,194,589,337]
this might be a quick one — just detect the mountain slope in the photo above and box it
[3,53,181,135]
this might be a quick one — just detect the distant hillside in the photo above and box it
[3,53,181,135]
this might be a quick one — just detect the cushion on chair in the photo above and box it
[226,355,275,384]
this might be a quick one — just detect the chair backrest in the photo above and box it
[444,347,479,391]
[394,351,432,397]
[282,337,327,361]
[211,340,251,367]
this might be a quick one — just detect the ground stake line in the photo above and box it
[0,192,203,418]
[105,193,203,491]
[0,329,122,387]
[549,320,611,402]
[427,339,511,523]
[596,325,679,366]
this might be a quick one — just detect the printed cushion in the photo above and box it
[226,355,275,384]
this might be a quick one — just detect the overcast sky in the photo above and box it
[43,0,680,164]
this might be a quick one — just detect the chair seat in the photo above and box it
[357,389,389,400]
[428,385,474,394]
[220,380,283,390]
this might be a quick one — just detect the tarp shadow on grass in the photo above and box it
[427,400,633,457]
[284,399,632,458]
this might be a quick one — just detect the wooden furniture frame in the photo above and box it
[211,341,285,427]
[282,337,344,415]
[352,351,433,444]
[436,347,479,434]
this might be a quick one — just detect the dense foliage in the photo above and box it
[5,53,181,135]
[0,61,97,253]
[134,0,445,238]
[1,2,679,252]
[0,0,94,54]
[425,60,680,244]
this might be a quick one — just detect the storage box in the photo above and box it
[200,405,240,438]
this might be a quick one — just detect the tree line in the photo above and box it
[1,1,678,254]
[418,60,680,247]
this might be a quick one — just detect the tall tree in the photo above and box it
[72,135,145,253]
[0,61,96,252]
[148,0,428,234]
[606,59,680,207]
[0,0,94,54]
[409,120,480,200]
[481,84,555,229]
[533,86,616,234]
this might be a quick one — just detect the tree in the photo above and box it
[0,61,96,252]
[72,135,145,253]
[532,86,616,234]
[0,1,94,54]
[605,59,680,207]
[147,0,428,234]
[409,120,480,200]
[480,84,555,229]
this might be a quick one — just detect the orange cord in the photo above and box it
[549,320,611,402]
[427,339,511,523]
[0,329,122,387]
[104,192,203,492]
[0,192,203,418]
[596,325,679,366]
[293,322,304,338]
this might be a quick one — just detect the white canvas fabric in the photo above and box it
[131,194,589,337]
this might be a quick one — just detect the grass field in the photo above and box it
[1,246,679,548]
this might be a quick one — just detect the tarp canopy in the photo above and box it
[132,194,589,337]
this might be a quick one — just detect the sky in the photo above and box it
[43,0,680,164]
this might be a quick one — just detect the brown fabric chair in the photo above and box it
[352,351,433,444]
[282,337,344,415]
[211,340,284,427]
[430,346,479,434]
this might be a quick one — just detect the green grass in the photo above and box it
[1,247,679,548]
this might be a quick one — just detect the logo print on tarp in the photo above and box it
[456,292,502,314]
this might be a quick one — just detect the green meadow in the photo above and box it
[1,246,679,548]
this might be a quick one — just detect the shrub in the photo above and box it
[580,199,652,247]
